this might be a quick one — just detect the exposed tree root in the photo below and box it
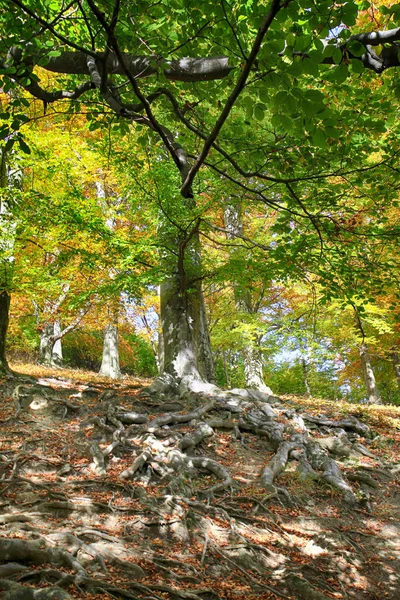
[0,375,396,599]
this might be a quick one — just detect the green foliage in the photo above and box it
[62,329,157,377]
[2,0,400,404]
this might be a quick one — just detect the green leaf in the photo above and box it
[350,59,365,74]
[302,57,319,76]
[333,47,343,65]
[347,40,365,57]
[254,105,264,121]
[312,128,327,148]
[18,137,31,154]
[332,63,349,83]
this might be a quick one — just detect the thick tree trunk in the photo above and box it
[223,202,272,394]
[359,342,381,404]
[160,276,215,385]
[99,323,121,379]
[158,212,215,391]
[0,290,10,375]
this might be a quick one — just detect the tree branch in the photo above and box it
[180,0,283,197]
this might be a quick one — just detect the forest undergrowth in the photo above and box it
[0,363,399,600]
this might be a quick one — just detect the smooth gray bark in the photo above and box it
[359,342,381,404]
[38,309,88,366]
[99,323,121,379]
[223,202,272,394]
[94,180,121,379]
[160,274,215,388]
[391,350,400,393]
[301,357,312,397]
[39,321,63,366]
[52,320,63,365]
[7,49,233,82]
[354,311,381,405]
[39,323,55,366]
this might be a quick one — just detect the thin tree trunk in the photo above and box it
[354,310,381,405]
[359,342,381,404]
[0,290,10,375]
[223,201,272,394]
[222,350,230,387]
[301,357,311,397]
[390,349,400,393]
[99,323,121,379]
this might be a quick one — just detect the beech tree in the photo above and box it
[1,0,400,389]
[0,148,11,375]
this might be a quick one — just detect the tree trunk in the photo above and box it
[38,321,64,367]
[99,323,121,379]
[223,202,272,394]
[391,350,400,393]
[301,357,311,397]
[52,321,63,365]
[158,212,215,391]
[160,275,215,385]
[39,323,56,365]
[0,290,10,375]
[354,310,381,405]
[0,148,14,375]
[359,342,381,404]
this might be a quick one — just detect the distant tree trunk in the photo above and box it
[354,310,381,404]
[39,323,57,365]
[99,322,121,379]
[222,350,231,387]
[38,309,88,367]
[359,342,381,404]
[52,321,63,365]
[301,357,311,397]
[0,290,10,375]
[224,201,272,394]
[391,350,400,393]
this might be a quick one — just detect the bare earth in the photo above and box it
[0,364,399,600]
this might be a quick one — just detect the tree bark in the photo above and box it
[301,357,312,397]
[39,323,53,365]
[391,349,400,393]
[359,342,381,404]
[99,323,121,379]
[52,320,63,366]
[158,212,215,390]
[0,290,10,375]
[38,309,88,366]
[354,311,381,405]
[160,274,215,386]
[223,201,272,394]
[390,348,400,392]
[0,148,12,375]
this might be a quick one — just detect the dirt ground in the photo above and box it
[0,364,399,600]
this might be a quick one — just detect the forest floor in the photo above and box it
[0,363,399,600]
